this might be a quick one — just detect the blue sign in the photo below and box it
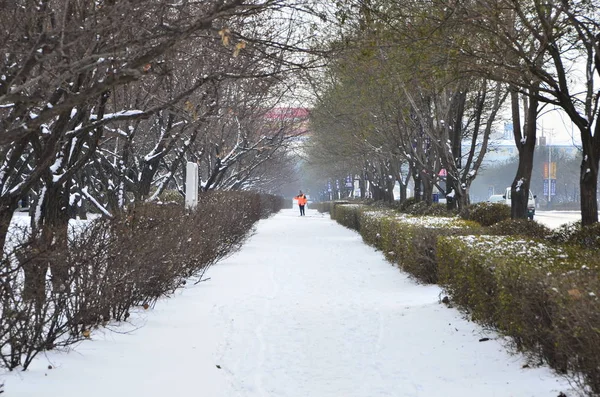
[345,175,353,188]
[544,180,557,196]
[327,181,332,192]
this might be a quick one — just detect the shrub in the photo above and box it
[404,201,429,215]
[420,203,457,217]
[564,222,600,250]
[548,221,582,244]
[486,219,552,239]
[0,191,279,371]
[329,201,351,219]
[331,204,479,283]
[258,193,286,218]
[463,202,511,226]
[330,204,365,232]
[398,197,418,211]
[438,235,600,395]
[314,201,332,213]
[158,189,184,204]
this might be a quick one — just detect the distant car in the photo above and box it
[488,190,536,219]
[487,194,505,203]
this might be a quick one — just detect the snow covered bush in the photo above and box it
[332,204,479,283]
[330,204,366,232]
[398,197,418,211]
[0,225,91,370]
[438,235,600,395]
[548,221,600,251]
[157,189,185,205]
[0,191,281,371]
[548,221,582,244]
[463,202,511,226]
[314,201,332,214]
[418,203,457,217]
[329,201,352,220]
[258,194,286,218]
[563,222,600,250]
[486,219,552,240]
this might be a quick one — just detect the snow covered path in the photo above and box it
[4,209,570,397]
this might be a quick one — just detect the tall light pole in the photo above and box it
[542,126,555,207]
[548,132,552,205]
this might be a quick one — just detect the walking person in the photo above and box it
[295,191,307,216]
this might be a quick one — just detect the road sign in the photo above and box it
[345,175,353,188]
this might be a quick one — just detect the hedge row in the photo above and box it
[326,202,600,396]
[1,191,284,371]
[331,204,479,283]
[438,236,600,394]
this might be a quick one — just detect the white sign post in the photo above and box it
[185,161,198,210]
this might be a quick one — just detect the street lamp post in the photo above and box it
[543,127,555,208]
[548,133,552,206]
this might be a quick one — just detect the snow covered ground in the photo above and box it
[2,209,572,396]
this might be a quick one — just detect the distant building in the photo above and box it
[263,107,309,121]
[262,107,310,141]
[482,122,581,165]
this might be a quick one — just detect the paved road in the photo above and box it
[535,210,581,228]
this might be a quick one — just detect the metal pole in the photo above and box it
[548,129,554,205]
[548,138,551,205]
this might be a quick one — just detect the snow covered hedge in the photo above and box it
[438,235,600,394]
[462,201,511,226]
[328,202,600,395]
[331,204,480,283]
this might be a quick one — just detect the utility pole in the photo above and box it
[548,131,552,205]
[542,125,555,207]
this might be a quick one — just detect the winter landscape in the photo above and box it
[2,209,577,397]
[2,1,600,396]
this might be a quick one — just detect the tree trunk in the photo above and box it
[398,178,407,202]
[446,177,457,211]
[370,183,383,201]
[580,156,599,225]
[25,180,71,303]
[0,197,19,254]
[138,158,160,199]
[446,90,467,211]
[456,188,470,214]
[422,176,433,205]
[21,248,48,306]
[413,173,422,202]
[385,175,395,202]
[510,88,537,219]
[359,177,366,199]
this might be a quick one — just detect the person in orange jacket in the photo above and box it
[295,190,307,216]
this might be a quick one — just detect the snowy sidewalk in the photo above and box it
[4,209,570,397]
